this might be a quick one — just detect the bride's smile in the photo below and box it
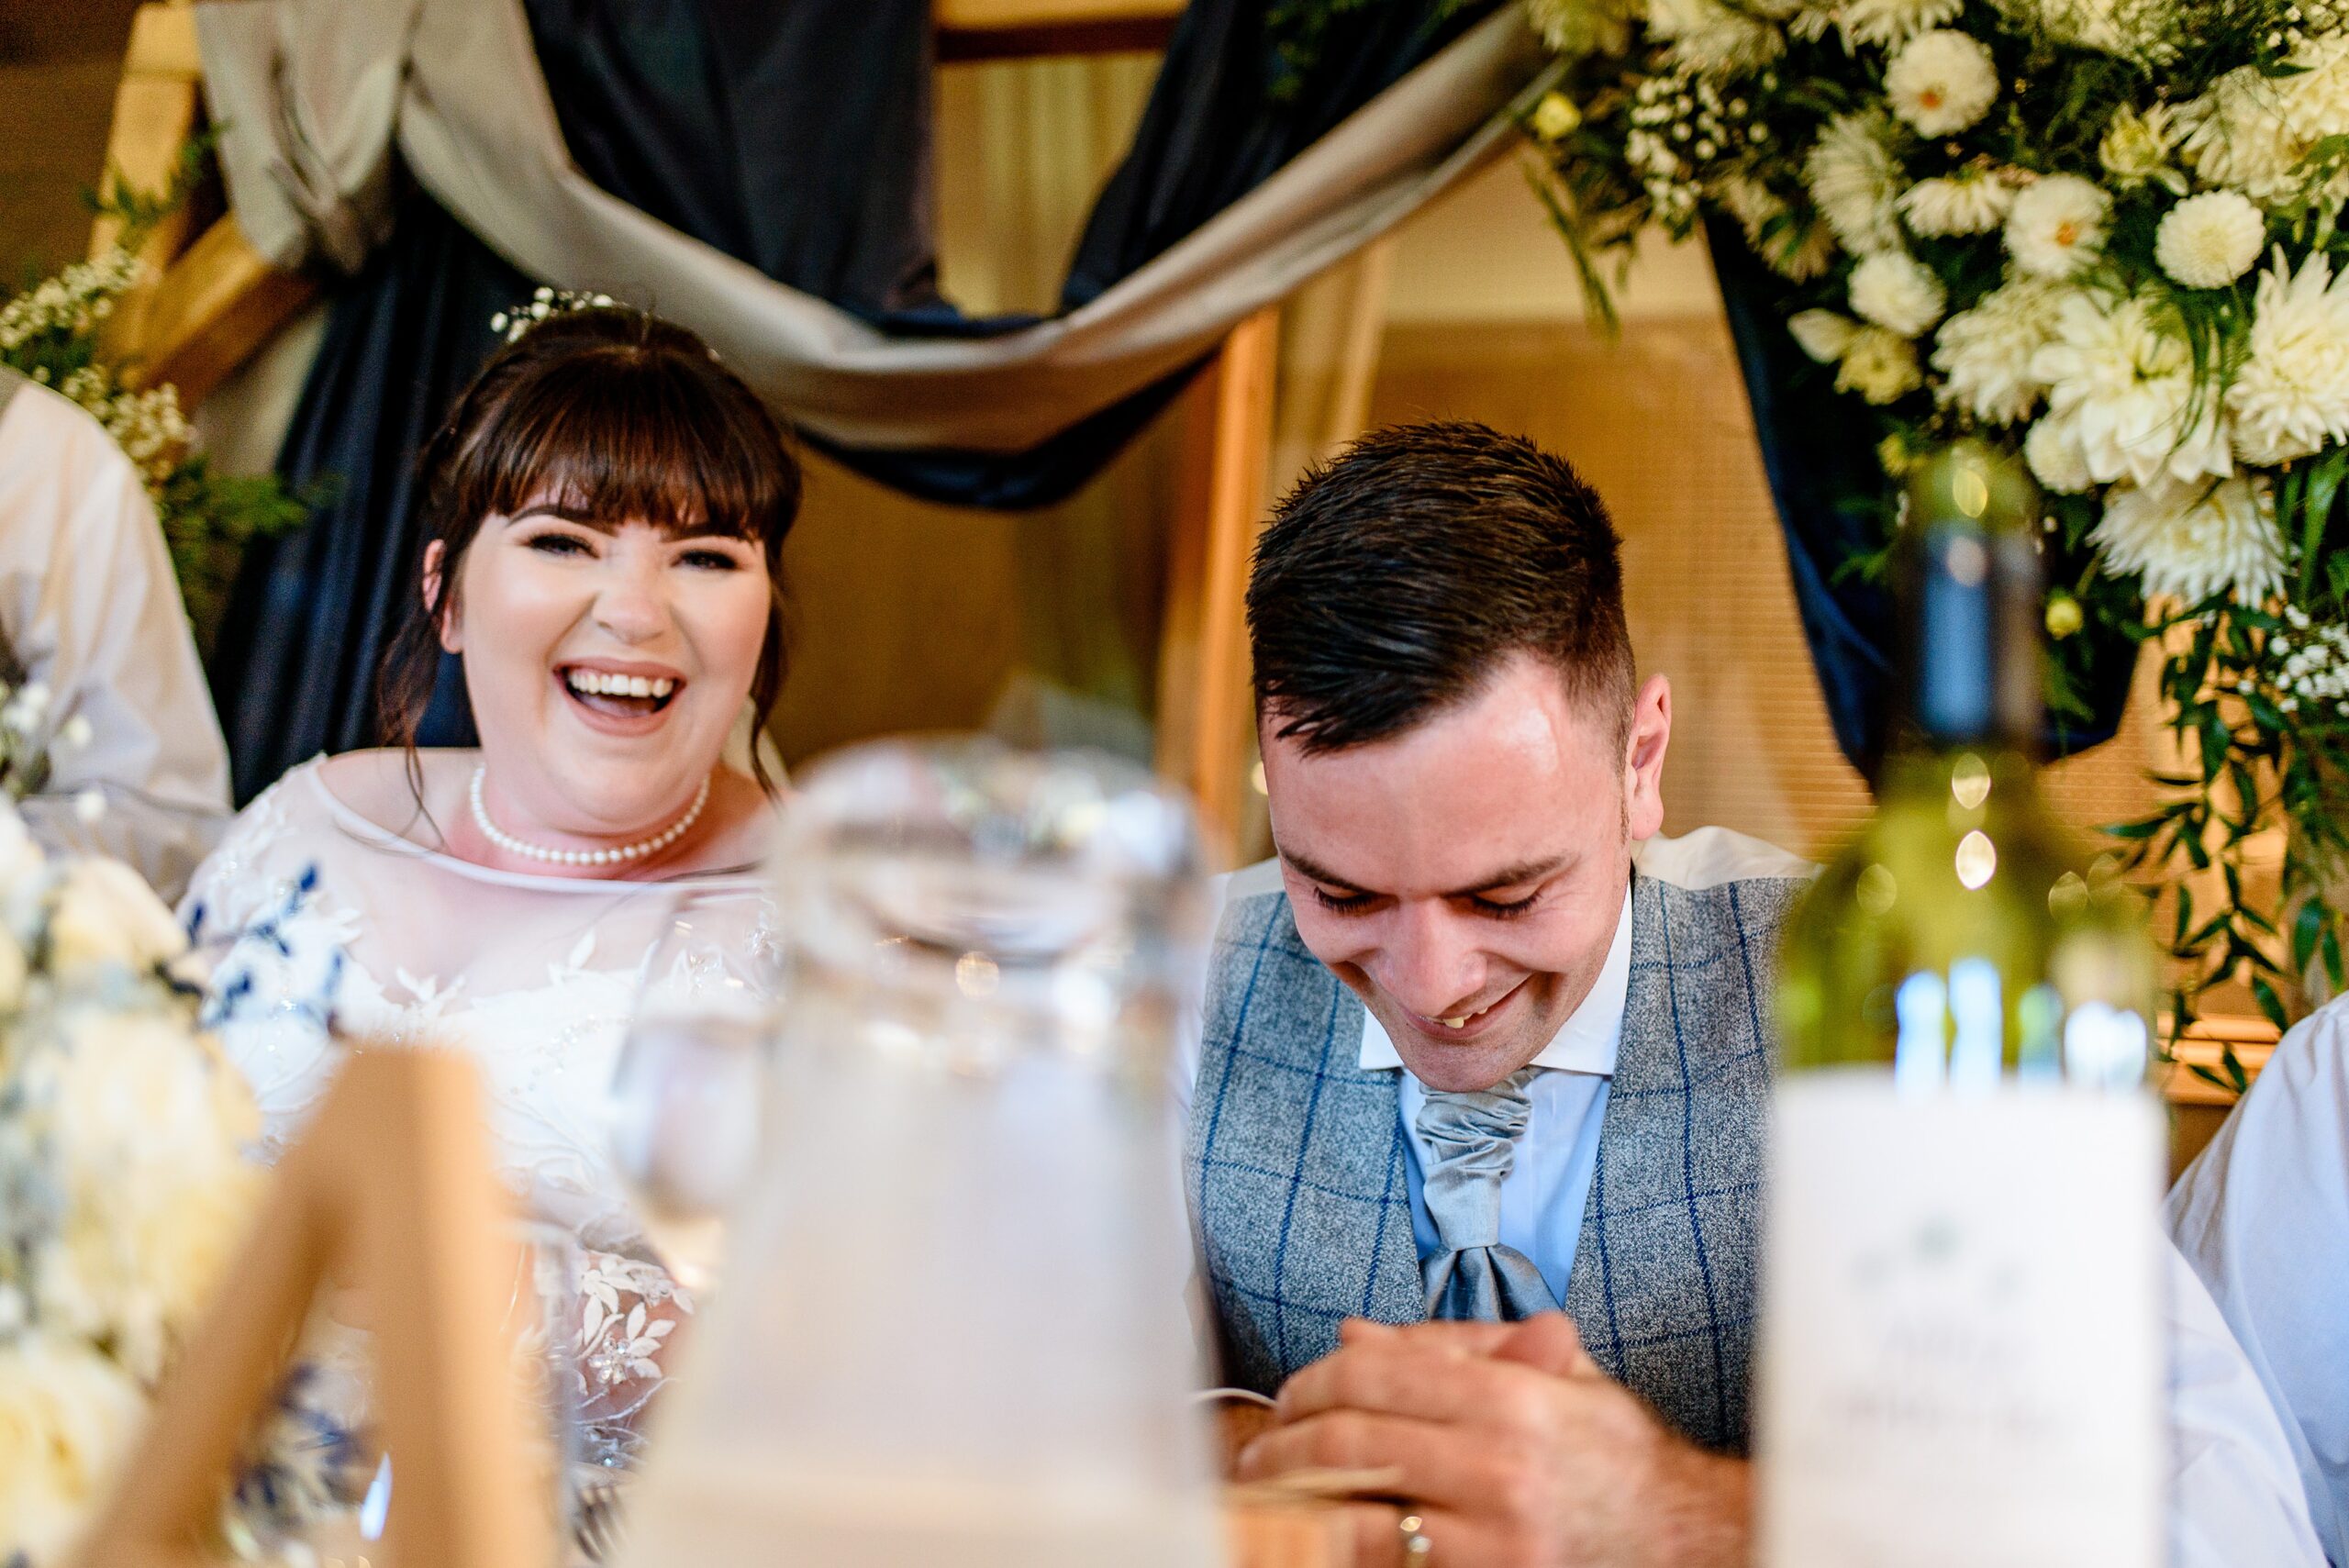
[426,493,774,860]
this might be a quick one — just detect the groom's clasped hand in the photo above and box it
[1237,1314,1749,1568]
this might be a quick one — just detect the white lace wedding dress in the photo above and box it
[184,753,778,1461]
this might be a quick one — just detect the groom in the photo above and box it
[1181,422,2321,1567]
[1180,420,1797,1564]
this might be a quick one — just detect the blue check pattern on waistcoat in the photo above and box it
[1185,870,1807,1455]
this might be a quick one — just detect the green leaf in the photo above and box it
[2253,974,2291,1031]
[2302,447,2349,599]
[2295,895,2326,973]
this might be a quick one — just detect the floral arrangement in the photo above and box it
[0,783,253,1561]
[1519,0,2349,1048]
[2,161,306,638]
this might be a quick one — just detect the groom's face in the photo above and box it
[1264,651,1669,1094]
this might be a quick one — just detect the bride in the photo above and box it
[183,304,796,1433]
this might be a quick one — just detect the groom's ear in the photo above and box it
[423,540,462,654]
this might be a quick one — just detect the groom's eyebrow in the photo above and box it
[1279,843,1572,898]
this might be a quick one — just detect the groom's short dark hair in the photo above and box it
[1247,421,1636,756]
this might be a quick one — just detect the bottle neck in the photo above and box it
[1893,519,2044,757]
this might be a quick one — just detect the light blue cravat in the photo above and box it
[1415,1067,1562,1321]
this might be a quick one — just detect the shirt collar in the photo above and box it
[1358,884,1632,1078]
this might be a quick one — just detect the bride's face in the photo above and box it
[433,492,772,836]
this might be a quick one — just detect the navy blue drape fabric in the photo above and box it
[1704,214,2135,773]
[212,0,1493,801]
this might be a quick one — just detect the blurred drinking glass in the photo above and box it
[606,890,779,1296]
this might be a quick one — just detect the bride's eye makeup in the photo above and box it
[674,545,742,572]
[523,529,596,557]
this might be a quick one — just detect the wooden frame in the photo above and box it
[72,1051,551,1568]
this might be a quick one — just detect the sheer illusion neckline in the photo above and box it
[301,756,765,895]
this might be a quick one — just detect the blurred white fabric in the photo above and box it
[2170,995,2349,1565]
[0,373,231,900]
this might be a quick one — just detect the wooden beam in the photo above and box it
[2160,1013,2279,1107]
[936,0,1183,59]
[1156,307,1278,862]
[124,213,320,408]
[91,4,208,359]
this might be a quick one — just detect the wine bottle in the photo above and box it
[1757,442,2164,1568]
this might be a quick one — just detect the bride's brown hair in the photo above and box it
[376,306,800,795]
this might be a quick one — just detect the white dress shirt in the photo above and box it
[1175,828,2325,1563]
[2169,993,2349,1565]
[0,376,230,899]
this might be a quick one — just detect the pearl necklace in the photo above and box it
[469,767,711,868]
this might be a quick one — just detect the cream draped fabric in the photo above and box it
[192,0,1546,453]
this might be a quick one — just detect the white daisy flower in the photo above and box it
[1849,250,1948,337]
[2228,247,2349,466]
[1837,325,1925,403]
[2004,173,2111,279]
[1884,30,1999,137]
[2154,191,2266,288]
[1932,276,2073,424]
[2031,292,2232,487]
[1898,169,2016,236]
[1789,307,1862,362]
[2024,414,2097,492]
[2092,474,2285,606]
[1805,111,1905,257]
[1835,0,1965,50]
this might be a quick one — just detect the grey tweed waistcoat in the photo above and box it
[1185,869,1806,1455]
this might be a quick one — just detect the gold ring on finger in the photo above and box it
[1398,1512,1432,1563]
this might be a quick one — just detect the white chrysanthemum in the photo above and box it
[2025,414,2096,492]
[0,1336,149,1565]
[1805,112,1904,257]
[2228,247,2349,465]
[1790,307,1862,362]
[31,1006,261,1383]
[2020,0,2165,59]
[2279,32,2349,143]
[1849,250,1948,336]
[2154,191,2266,288]
[1720,176,1837,281]
[1898,169,2016,236]
[2178,67,2307,203]
[1647,0,1785,75]
[1524,0,1636,55]
[1836,0,1964,49]
[2004,174,2111,279]
[1884,30,1999,136]
[2032,293,2232,486]
[1837,325,1924,403]
[2093,474,2285,605]
[2099,103,2185,191]
[1932,277,2072,424]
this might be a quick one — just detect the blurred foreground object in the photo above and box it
[70,1050,553,1568]
[619,739,1221,1568]
[1764,444,2164,1565]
